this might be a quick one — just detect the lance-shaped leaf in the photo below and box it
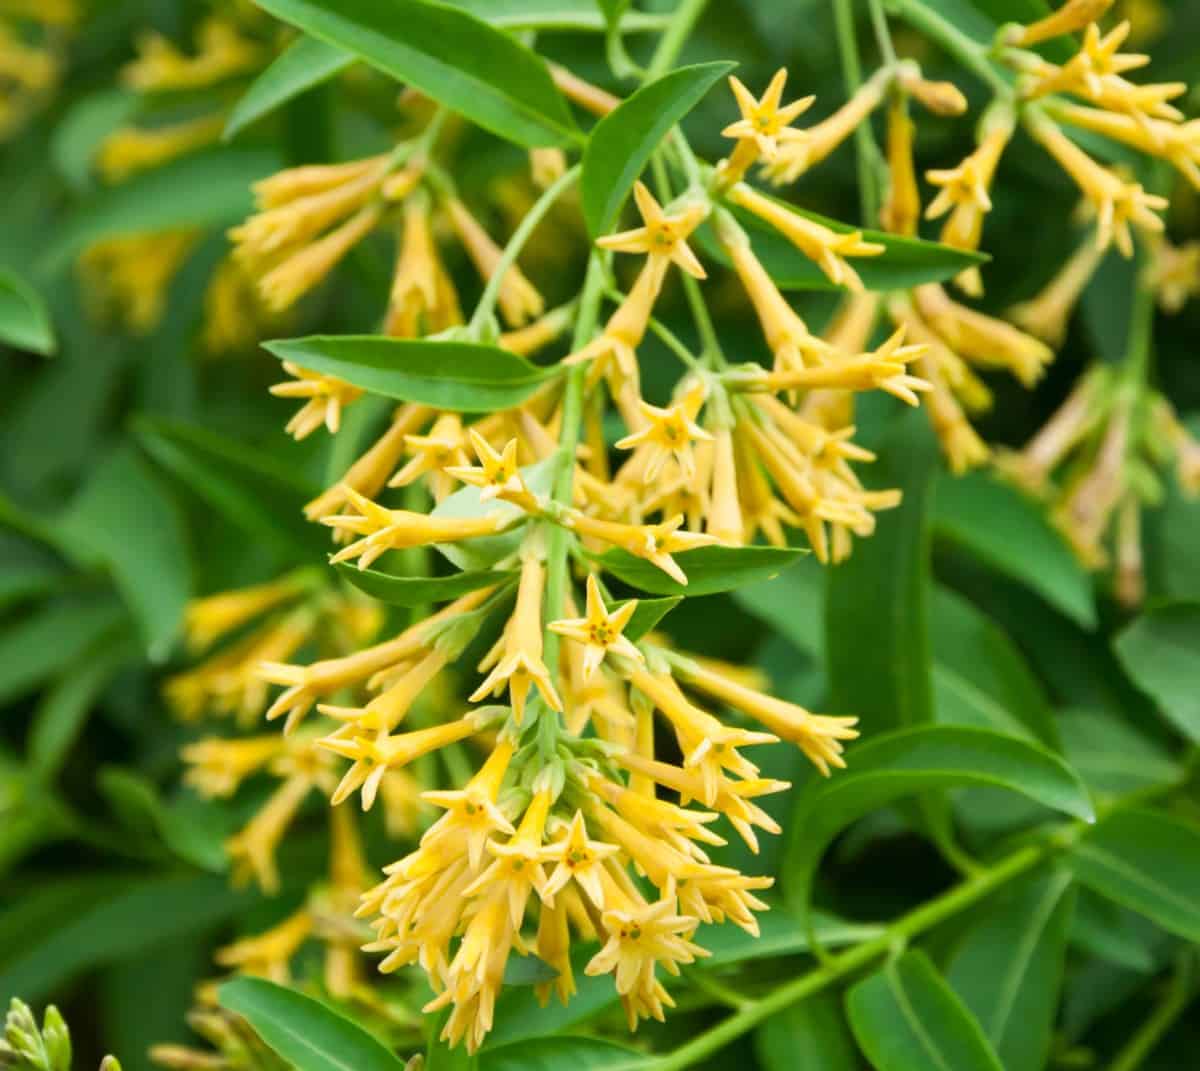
[225,35,354,140]
[220,977,406,1071]
[946,869,1076,1071]
[595,545,805,596]
[582,62,734,236]
[264,336,558,412]
[479,1037,648,1070]
[847,949,1005,1071]
[784,725,1094,920]
[336,562,518,607]
[1113,602,1200,742]
[249,0,578,147]
[1067,807,1200,942]
[0,268,55,355]
[700,197,987,291]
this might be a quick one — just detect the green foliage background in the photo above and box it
[2,0,1200,1069]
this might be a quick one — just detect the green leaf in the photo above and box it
[264,336,558,412]
[479,1038,647,1070]
[622,596,682,642]
[846,949,1005,1071]
[50,88,139,191]
[135,416,325,558]
[0,268,55,355]
[1070,887,1155,972]
[43,148,280,272]
[930,585,1057,747]
[784,726,1094,919]
[225,35,355,140]
[595,0,631,28]
[0,874,258,1002]
[0,597,126,707]
[1058,709,1180,798]
[700,903,884,966]
[336,562,518,607]
[933,470,1096,628]
[946,870,1076,1071]
[826,410,936,733]
[581,62,734,236]
[700,199,987,291]
[219,977,406,1071]
[595,545,805,596]
[731,555,825,656]
[451,0,659,31]
[1067,807,1200,942]
[755,993,858,1071]
[502,953,558,985]
[27,633,135,780]
[59,446,191,662]
[249,0,578,147]
[1113,602,1200,742]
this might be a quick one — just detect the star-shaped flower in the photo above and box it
[542,811,621,907]
[549,573,645,679]
[445,430,535,508]
[596,182,708,279]
[721,68,814,159]
[615,381,713,482]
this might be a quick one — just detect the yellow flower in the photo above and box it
[387,412,468,501]
[445,197,544,327]
[78,231,199,333]
[564,510,718,586]
[549,573,644,679]
[541,811,621,907]
[722,68,814,159]
[499,303,575,357]
[707,424,744,545]
[615,381,713,482]
[463,787,554,925]
[1149,237,1200,313]
[97,115,227,183]
[726,181,884,291]
[880,96,921,238]
[182,574,309,653]
[268,362,364,440]
[535,894,575,1007]
[226,774,314,893]
[895,62,968,116]
[318,647,448,733]
[421,739,519,870]
[445,430,538,511]
[121,17,260,92]
[596,181,708,279]
[1050,104,1200,190]
[1007,238,1105,345]
[181,735,286,798]
[470,554,561,722]
[1010,0,1115,46]
[1051,400,1130,567]
[214,909,313,984]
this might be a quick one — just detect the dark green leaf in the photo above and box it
[700,903,883,966]
[595,0,631,28]
[502,953,558,985]
[731,555,825,656]
[1058,709,1180,798]
[846,949,1005,1071]
[249,0,578,147]
[336,562,518,607]
[946,870,1075,1071]
[479,1037,647,1070]
[581,62,734,236]
[225,35,355,140]
[1067,807,1200,942]
[220,977,405,1071]
[622,596,682,642]
[264,336,558,412]
[43,148,280,272]
[933,470,1095,628]
[450,0,659,31]
[595,545,805,596]
[701,199,987,291]
[785,726,1094,920]
[1113,602,1200,742]
[0,268,55,355]
[1070,887,1155,972]
[59,446,191,661]
[755,993,858,1071]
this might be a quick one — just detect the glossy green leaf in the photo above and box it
[1058,709,1180,798]
[1070,887,1155,972]
[931,585,1057,747]
[755,993,858,1071]
[731,555,825,656]
[1113,602,1200,742]
[0,874,257,1002]
[59,446,191,662]
[846,949,1005,1071]
[337,562,517,607]
[785,726,1094,918]
[265,336,558,412]
[622,596,682,642]
[933,470,1095,628]
[595,545,805,596]
[700,199,987,291]
[1067,807,1200,942]
[220,977,406,1071]
[826,411,936,733]
[479,1037,646,1071]
[450,0,661,31]
[581,62,734,236]
[249,0,578,147]
[43,148,280,272]
[225,35,355,140]
[946,870,1075,1071]
[135,416,325,558]
[502,953,558,985]
[50,88,139,191]
[0,268,55,355]
[0,598,126,707]
[486,964,618,1048]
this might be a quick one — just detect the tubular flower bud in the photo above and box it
[387,192,463,337]
[1049,103,1200,190]
[97,115,226,183]
[444,197,544,327]
[269,361,364,440]
[1010,0,1115,46]
[1007,238,1105,345]
[879,94,921,237]
[121,17,260,92]
[564,510,718,586]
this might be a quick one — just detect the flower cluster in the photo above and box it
[0,0,74,141]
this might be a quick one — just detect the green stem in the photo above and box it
[1105,952,1197,1071]
[886,0,1012,96]
[868,0,898,65]
[1123,262,1156,388]
[646,0,711,80]
[833,0,884,225]
[469,163,581,334]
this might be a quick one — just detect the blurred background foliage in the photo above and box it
[1,0,1200,1069]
